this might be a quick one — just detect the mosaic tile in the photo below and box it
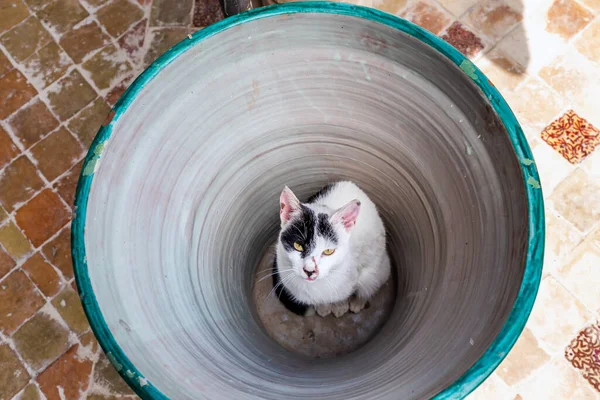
[41,226,73,278]
[575,20,600,64]
[0,16,52,63]
[372,0,408,15]
[81,44,133,90]
[557,239,600,312]
[542,209,583,276]
[0,344,30,400]
[0,69,38,119]
[0,156,45,212]
[526,276,593,353]
[15,189,71,247]
[24,0,51,11]
[549,169,600,233]
[8,98,60,148]
[0,206,7,223]
[151,0,194,26]
[0,245,15,279]
[82,0,111,7]
[0,49,12,77]
[516,357,598,398]
[22,41,71,89]
[59,21,111,64]
[144,27,189,66]
[19,384,42,400]
[97,0,144,38]
[541,110,600,165]
[546,0,594,40]
[0,0,29,33]
[466,373,516,399]
[496,328,551,385]
[37,0,89,36]
[463,0,522,41]
[193,0,224,27]
[105,73,134,105]
[436,0,478,17]
[37,344,94,400]
[46,70,96,121]
[0,125,19,170]
[53,159,84,209]
[117,18,147,66]
[31,128,83,182]
[22,252,62,297]
[94,352,135,394]
[0,269,45,335]
[68,98,110,146]
[13,310,70,370]
[400,1,453,35]
[51,288,89,334]
[440,22,485,58]
[0,222,32,260]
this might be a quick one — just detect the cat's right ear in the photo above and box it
[280,186,300,225]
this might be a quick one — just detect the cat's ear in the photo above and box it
[331,199,361,231]
[280,186,300,225]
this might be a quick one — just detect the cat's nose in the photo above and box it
[303,268,315,277]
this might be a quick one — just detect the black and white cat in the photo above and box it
[273,181,390,317]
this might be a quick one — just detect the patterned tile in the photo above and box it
[401,1,453,35]
[541,110,600,164]
[566,322,600,393]
[441,22,485,58]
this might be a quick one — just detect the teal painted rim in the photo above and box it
[72,2,545,399]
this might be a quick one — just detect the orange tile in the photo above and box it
[37,0,89,35]
[0,270,45,335]
[8,99,60,149]
[463,0,522,41]
[41,226,73,279]
[0,156,45,212]
[29,128,83,182]
[0,344,30,399]
[0,16,52,63]
[15,189,71,248]
[53,160,84,210]
[541,110,600,164]
[566,321,600,393]
[401,1,453,35]
[0,245,15,279]
[575,20,600,64]
[496,328,550,385]
[0,125,19,170]
[546,0,593,40]
[0,0,29,33]
[0,70,37,119]
[37,344,94,400]
[0,49,12,78]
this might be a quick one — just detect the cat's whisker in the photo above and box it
[264,272,294,302]
[256,269,294,283]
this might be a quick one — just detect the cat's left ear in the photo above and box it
[331,199,361,232]
[280,186,300,225]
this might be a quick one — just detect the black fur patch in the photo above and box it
[280,205,316,257]
[272,258,309,316]
[306,182,335,204]
[317,213,337,244]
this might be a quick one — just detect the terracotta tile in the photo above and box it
[400,1,452,35]
[549,169,600,233]
[13,310,70,370]
[502,77,564,139]
[151,0,193,26]
[575,20,600,64]
[466,374,516,399]
[542,209,583,276]
[144,27,189,65]
[30,127,83,181]
[105,74,134,105]
[0,221,32,259]
[0,245,15,278]
[8,99,59,148]
[0,156,45,212]
[53,160,84,209]
[372,0,408,14]
[557,240,600,312]
[526,277,593,353]
[516,357,598,398]
[193,0,224,27]
[41,226,73,278]
[0,16,52,62]
[24,0,50,11]
[22,41,71,89]
[20,384,42,400]
[15,189,71,247]
[51,288,88,334]
[81,0,110,7]
[0,125,19,170]
[463,0,522,41]
[22,252,61,296]
[118,18,147,65]
[440,22,485,58]
[0,0,29,33]
[37,0,89,36]
[496,328,551,385]
[81,45,133,90]
[529,137,575,196]
[566,321,600,393]
[80,331,99,354]
[0,69,37,119]
[46,70,96,121]
[540,110,600,165]
[0,49,12,78]
[38,344,94,400]
[0,206,6,223]
[0,344,30,399]
[68,98,111,147]
[94,352,135,394]
[59,21,111,63]
[0,270,45,334]
[97,0,144,37]
[546,0,593,40]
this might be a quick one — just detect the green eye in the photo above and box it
[322,248,335,256]
[293,242,303,251]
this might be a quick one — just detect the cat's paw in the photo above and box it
[315,303,332,317]
[349,296,367,313]
[332,301,350,318]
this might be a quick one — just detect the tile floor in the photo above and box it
[0,0,598,398]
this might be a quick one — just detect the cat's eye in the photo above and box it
[293,242,303,252]
[322,248,335,256]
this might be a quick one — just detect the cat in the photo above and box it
[273,181,391,317]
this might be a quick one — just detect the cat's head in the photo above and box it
[278,186,360,281]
